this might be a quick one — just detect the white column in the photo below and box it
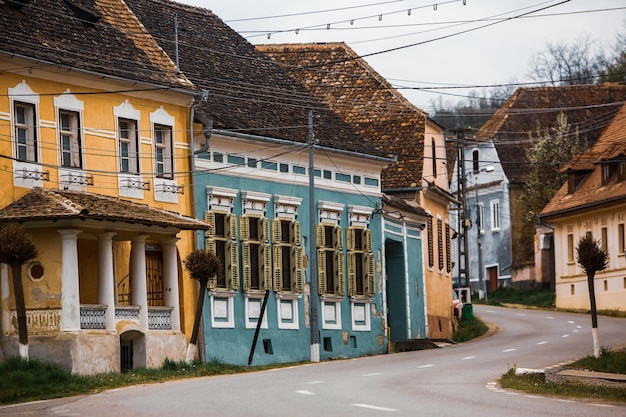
[59,229,81,331]
[1,263,10,336]
[162,237,181,333]
[98,232,117,332]
[130,235,149,331]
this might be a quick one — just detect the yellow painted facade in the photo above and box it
[0,59,202,373]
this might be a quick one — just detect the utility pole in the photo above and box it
[308,110,320,362]
[453,128,470,295]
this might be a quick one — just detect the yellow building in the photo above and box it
[0,0,207,374]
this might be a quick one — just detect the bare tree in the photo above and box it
[183,249,222,363]
[576,234,609,358]
[527,34,600,85]
[0,225,38,360]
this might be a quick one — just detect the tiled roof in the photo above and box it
[258,42,429,191]
[125,0,388,159]
[382,194,429,218]
[473,84,626,184]
[0,188,210,230]
[540,103,626,219]
[0,0,191,90]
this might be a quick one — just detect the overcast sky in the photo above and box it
[180,0,625,113]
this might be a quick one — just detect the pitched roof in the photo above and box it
[540,103,626,220]
[257,42,430,191]
[0,188,210,230]
[0,0,192,90]
[473,84,626,184]
[125,0,388,159]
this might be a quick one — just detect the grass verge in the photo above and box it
[0,357,296,405]
[452,316,489,343]
[473,287,555,308]
[500,348,626,403]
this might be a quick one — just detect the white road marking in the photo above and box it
[296,390,315,395]
[568,320,575,324]
[516,313,526,316]
[577,325,582,329]
[502,348,517,352]
[561,334,569,338]
[364,373,382,376]
[307,381,323,384]
[545,316,554,320]
[589,403,616,408]
[485,310,497,313]
[418,364,435,368]
[352,403,398,412]
[537,341,548,345]
[461,356,476,360]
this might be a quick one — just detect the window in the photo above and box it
[347,227,374,297]
[567,233,574,263]
[59,110,82,168]
[618,223,625,255]
[431,138,437,178]
[427,216,434,268]
[241,215,270,292]
[472,149,479,173]
[445,223,452,273]
[118,118,139,174]
[272,219,303,293]
[601,163,617,185]
[437,218,444,271]
[14,102,37,162]
[317,224,344,296]
[619,162,626,181]
[154,124,173,179]
[490,200,500,230]
[601,227,608,253]
[205,211,239,290]
[477,203,484,233]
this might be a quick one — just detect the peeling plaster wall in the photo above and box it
[146,332,186,367]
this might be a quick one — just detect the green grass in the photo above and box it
[452,316,489,343]
[0,357,293,405]
[501,348,626,403]
[473,287,555,308]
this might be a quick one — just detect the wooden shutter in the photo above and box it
[272,218,281,244]
[204,211,217,289]
[294,246,303,292]
[365,229,372,252]
[335,226,343,250]
[316,224,325,247]
[242,241,251,291]
[347,252,356,296]
[318,250,326,294]
[239,215,249,241]
[262,242,272,291]
[229,238,239,290]
[336,251,345,296]
[293,221,301,245]
[228,214,237,240]
[346,227,355,251]
[365,253,375,297]
[274,245,283,292]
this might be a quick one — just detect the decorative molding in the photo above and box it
[206,186,237,214]
[274,195,302,220]
[318,200,344,225]
[348,205,373,228]
[241,190,271,216]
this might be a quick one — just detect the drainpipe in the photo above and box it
[402,222,411,339]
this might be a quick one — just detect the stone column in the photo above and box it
[59,229,81,331]
[162,236,181,333]
[130,235,149,331]
[98,232,117,332]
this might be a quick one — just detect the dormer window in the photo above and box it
[618,161,625,182]
[567,172,586,194]
[601,163,617,185]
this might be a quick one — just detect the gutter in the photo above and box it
[539,196,626,223]
[212,129,396,163]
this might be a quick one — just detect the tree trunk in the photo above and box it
[10,262,28,360]
[185,279,207,363]
[586,270,600,357]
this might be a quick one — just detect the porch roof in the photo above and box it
[0,188,209,231]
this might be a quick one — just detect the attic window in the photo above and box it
[567,173,585,194]
[63,0,100,26]
[619,161,626,181]
[601,163,617,185]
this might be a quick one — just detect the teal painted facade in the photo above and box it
[193,155,388,365]
[382,218,426,342]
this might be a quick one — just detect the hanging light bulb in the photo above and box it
[327,23,330,30]
[463,0,467,4]
[295,28,299,34]
[267,33,271,39]
[433,4,438,11]
[408,9,411,16]
[350,19,354,25]
[378,14,382,21]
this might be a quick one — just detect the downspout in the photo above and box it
[380,215,389,352]
[402,222,411,339]
[421,225,429,338]
[189,93,210,363]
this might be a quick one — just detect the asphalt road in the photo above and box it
[2,305,625,417]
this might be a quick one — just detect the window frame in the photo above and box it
[14,101,38,163]
[347,226,374,297]
[118,117,140,174]
[317,223,344,296]
[59,109,83,169]
[241,214,270,292]
[490,200,500,231]
[205,210,239,291]
[154,123,174,179]
[272,218,303,293]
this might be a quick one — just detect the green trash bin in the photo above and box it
[462,303,474,320]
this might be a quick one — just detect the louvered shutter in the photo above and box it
[335,226,343,250]
[242,241,251,291]
[336,251,345,296]
[205,211,215,229]
[272,219,282,243]
[293,221,300,245]
[239,215,249,240]
[262,242,272,290]
[365,229,372,252]
[318,250,326,294]
[274,245,283,291]
[261,218,269,243]
[229,239,239,290]
[294,246,303,292]
[347,252,356,296]
[346,227,355,251]
[205,238,217,289]
[316,224,325,247]
[366,253,375,297]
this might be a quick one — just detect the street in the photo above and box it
[2,305,625,417]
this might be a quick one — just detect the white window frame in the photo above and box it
[477,203,485,234]
[154,124,173,179]
[490,200,500,231]
[118,118,139,174]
